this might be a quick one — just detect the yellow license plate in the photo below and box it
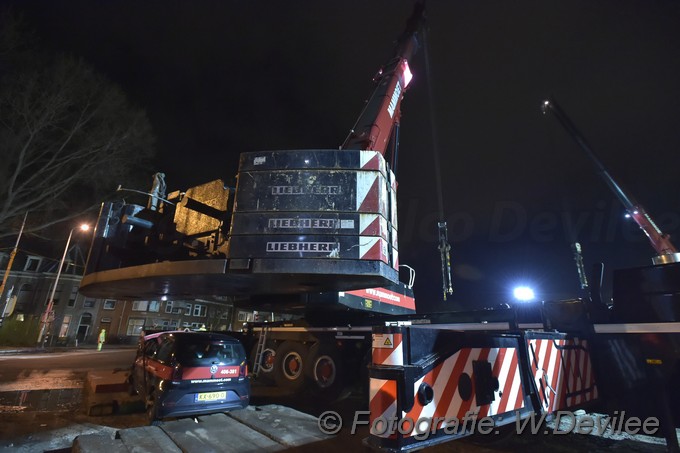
[196,391,226,402]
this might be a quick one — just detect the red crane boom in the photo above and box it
[542,98,679,264]
[341,1,425,156]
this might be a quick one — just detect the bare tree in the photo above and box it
[0,11,155,238]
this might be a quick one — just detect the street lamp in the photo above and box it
[37,223,90,346]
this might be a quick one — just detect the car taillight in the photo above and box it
[239,361,247,378]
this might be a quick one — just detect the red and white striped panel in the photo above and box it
[401,347,525,437]
[392,247,399,270]
[369,378,398,438]
[372,333,404,366]
[527,338,598,413]
[370,331,403,439]
[356,172,388,215]
[388,169,398,230]
[563,338,598,407]
[360,151,387,175]
[359,236,389,263]
[359,214,389,240]
[390,226,399,270]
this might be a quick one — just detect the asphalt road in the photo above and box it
[0,347,136,374]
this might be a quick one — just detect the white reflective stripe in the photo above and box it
[411,322,511,331]
[489,348,514,415]
[593,322,680,333]
[545,340,559,410]
[506,353,523,412]
[383,341,404,366]
[443,348,483,422]
[369,378,397,438]
[411,351,457,432]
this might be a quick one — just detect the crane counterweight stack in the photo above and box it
[80,2,428,305]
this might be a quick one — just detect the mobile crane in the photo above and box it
[81,1,427,398]
[79,2,680,451]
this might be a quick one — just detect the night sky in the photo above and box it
[10,0,680,312]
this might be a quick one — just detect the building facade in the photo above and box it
[0,247,239,345]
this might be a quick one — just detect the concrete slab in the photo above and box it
[72,433,128,453]
[85,369,131,394]
[160,412,284,452]
[85,369,142,416]
[0,420,117,453]
[228,404,333,447]
[117,425,183,453]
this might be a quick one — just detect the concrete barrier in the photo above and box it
[84,369,143,416]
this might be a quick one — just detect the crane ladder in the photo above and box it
[252,326,270,378]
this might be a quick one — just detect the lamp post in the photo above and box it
[37,223,90,346]
[0,212,28,322]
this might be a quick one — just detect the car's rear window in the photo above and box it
[176,338,246,367]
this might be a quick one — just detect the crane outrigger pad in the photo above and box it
[79,257,398,300]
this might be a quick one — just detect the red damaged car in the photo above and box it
[131,330,250,423]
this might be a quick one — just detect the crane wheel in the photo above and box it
[250,343,276,383]
[273,341,308,391]
[305,343,345,400]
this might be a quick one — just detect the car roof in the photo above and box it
[143,330,240,343]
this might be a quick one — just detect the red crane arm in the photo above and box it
[542,98,678,258]
[341,1,425,155]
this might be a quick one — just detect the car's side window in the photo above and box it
[144,338,159,359]
[157,337,175,364]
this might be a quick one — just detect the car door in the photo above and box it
[132,339,148,395]
[136,337,160,397]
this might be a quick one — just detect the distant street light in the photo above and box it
[37,223,91,346]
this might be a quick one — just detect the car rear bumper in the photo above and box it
[156,379,250,419]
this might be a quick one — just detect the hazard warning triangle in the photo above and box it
[384,337,392,346]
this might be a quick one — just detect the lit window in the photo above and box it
[58,315,71,338]
[148,301,160,312]
[126,318,145,336]
[132,300,149,311]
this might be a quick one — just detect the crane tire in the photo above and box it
[249,342,277,384]
[305,343,345,400]
[273,341,308,391]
